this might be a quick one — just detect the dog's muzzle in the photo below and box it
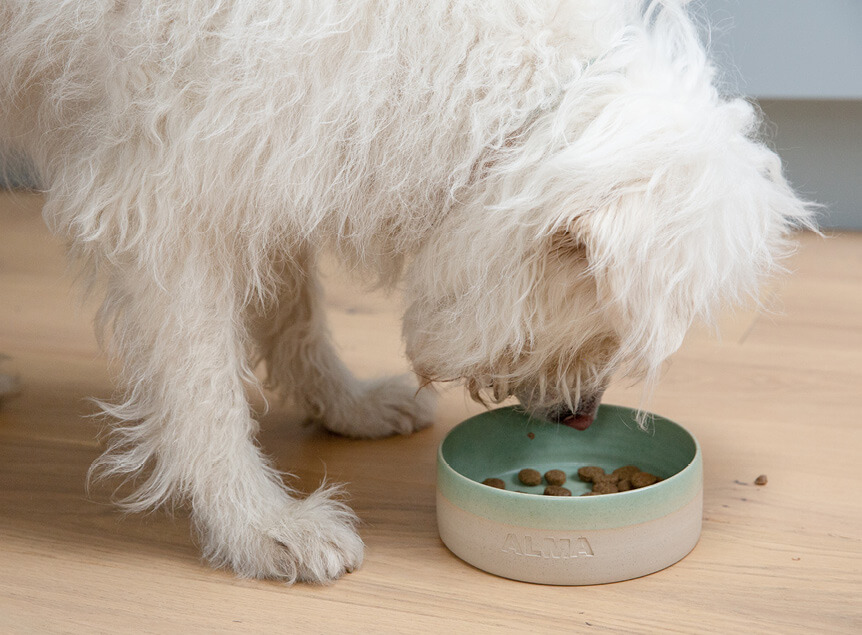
[548,389,605,431]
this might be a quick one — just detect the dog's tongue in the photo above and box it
[562,414,593,431]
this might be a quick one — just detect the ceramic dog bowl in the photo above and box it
[437,405,702,585]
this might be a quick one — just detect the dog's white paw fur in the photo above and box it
[201,486,363,583]
[321,375,436,439]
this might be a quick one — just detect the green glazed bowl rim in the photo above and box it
[437,405,702,531]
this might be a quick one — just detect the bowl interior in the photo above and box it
[441,405,696,496]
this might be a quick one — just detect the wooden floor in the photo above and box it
[1,191,860,633]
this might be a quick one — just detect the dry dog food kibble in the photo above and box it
[592,480,619,494]
[544,469,567,486]
[484,464,662,496]
[577,466,605,483]
[482,478,506,489]
[583,465,660,495]
[630,472,658,488]
[612,465,641,480]
[518,468,542,486]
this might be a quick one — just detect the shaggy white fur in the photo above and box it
[0,0,814,582]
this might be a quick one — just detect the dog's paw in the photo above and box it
[202,486,364,583]
[322,375,436,439]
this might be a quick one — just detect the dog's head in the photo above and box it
[403,5,814,428]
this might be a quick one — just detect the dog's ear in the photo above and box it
[515,2,817,379]
[564,98,814,378]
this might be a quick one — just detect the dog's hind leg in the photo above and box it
[91,245,363,583]
[253,249,436,439]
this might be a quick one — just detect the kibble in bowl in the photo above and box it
[489,463,662,497]
[517,468,542,486]
[544,469,567,486]
[612,465,641,480]
[592,480,620,495]
[577,466,605,483]
[437,404,702,585]
[631,471,658,488]
[543,485,572,496]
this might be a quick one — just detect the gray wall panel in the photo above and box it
[758,99,862,231]
[699,0,862,100]
[698,0,861,229]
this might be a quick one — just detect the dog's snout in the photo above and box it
[559,409,595,431]
[549,389,605,431]
[549,405,574,423]
[549,404,595,430]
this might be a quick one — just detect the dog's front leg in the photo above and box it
[253,249,436,438]
[91,255,363,582]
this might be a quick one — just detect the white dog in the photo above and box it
[0,0,813,582]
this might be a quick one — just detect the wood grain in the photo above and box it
[1,191,860,633]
